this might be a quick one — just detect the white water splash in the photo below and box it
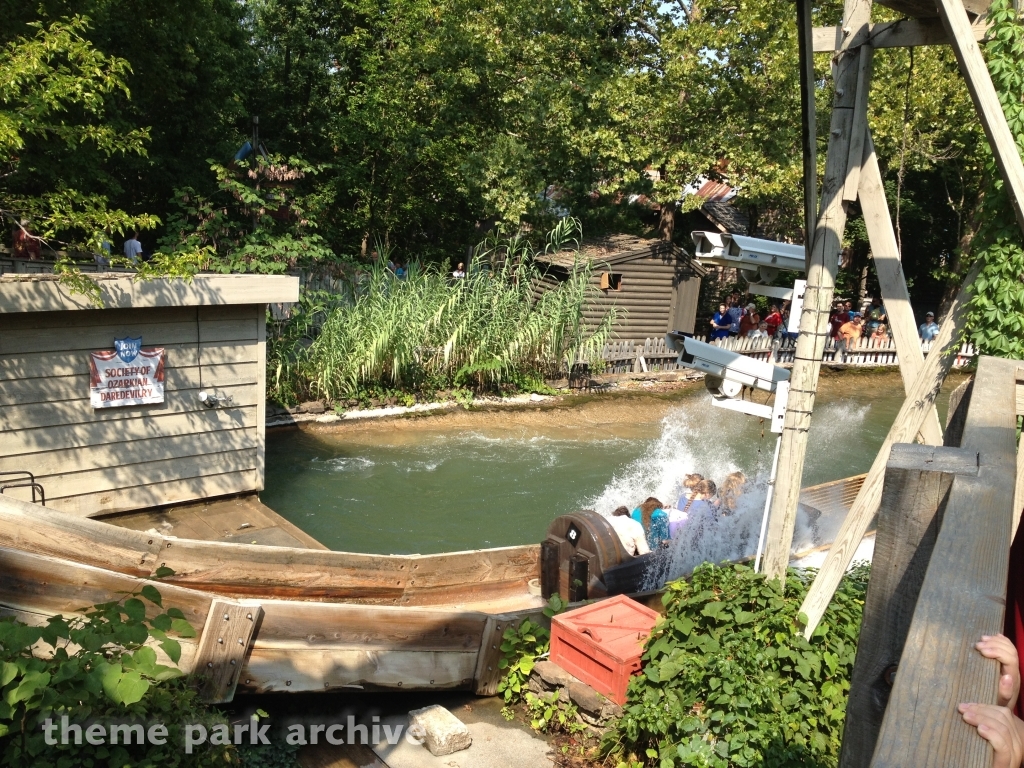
[587,395,872,585]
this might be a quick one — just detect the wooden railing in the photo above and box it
[838,356,1023,767]
[601,334,978,373]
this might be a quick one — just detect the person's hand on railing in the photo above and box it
[978,634,1021,709]
[958,703,1024,768]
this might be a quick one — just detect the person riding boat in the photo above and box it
[631,497,669,549]
[608,506,651,556]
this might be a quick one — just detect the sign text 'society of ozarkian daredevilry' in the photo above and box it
[89,340,166,408]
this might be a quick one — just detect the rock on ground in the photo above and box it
[408,705,472,756]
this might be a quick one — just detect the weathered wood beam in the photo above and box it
[760,0,873,581]
[870,356,1020,767]
[937,0,1024,236]
[194,598,263,703]
[797,0,818,256]
[843,48,875,202]
[1014,366,1024,538]
[812,17,989,52]
[838,443,978,768]
[795,259,982,635]
[858,132,944,445]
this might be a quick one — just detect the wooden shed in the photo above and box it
[0,273,298,517]
[533,235,706,341]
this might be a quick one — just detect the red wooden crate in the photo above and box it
[549,595,660,706]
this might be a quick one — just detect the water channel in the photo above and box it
[263,371,966,557]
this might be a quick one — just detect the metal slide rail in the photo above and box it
[0,471,46,506]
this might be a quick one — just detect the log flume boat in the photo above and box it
[0,474,865,702]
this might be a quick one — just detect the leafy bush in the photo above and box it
[0,579,234,767]
[606,563,870,768]
[496,594,569,705]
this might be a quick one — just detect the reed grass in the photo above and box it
[268,219,617,404]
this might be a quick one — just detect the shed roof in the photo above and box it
[535,234,707,276]
[0,273,299,314]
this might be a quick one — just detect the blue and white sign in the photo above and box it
[113,336,143,363]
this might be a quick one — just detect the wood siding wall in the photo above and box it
[0,305,266,517]
[534,254,701,341]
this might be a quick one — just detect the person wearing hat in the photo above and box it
[919,311,940,341]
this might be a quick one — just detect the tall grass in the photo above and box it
[267,219,617,403]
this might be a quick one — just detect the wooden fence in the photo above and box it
[601,334,978,374]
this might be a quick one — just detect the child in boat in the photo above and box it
[608,506,651,556]
[719,472,746,516]
[632,497,669,549]
[677,473,704,510]
[669,480,715,539]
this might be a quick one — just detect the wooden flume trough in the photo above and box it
[0,473,865,703]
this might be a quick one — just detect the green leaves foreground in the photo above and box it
[605,562,870,768]
[0,577,225,768]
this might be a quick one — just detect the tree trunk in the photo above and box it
[658,200,677,241]
[938,189,985,317]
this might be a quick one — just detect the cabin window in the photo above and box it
[600,272,622,291]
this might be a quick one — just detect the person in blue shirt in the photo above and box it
[919,311,940,341]
[710,304,731,340]
[631,497,669,549]
[726,297,743,336]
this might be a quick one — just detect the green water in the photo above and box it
[262,373,964,554]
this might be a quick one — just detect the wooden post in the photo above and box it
[796,259,982,636]
[935,0,1024,237]
[838,443,979,768]
[568,554,589,602]
[760,0,873,581]
[194,598,263,703]
[541,539,559,599]
[1014,366,1024,538]
[857,133,943,445]
[797,0,817,255]
[870,356,1020,767]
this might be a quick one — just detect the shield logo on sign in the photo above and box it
[114,337,142,363]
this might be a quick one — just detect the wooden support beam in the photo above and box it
[858,133,944,445]
[797,0,818,253]
[838,444,978,768]
[760,0,873,581]
[843,48,874,203]
[194,598,263,703]
[812,17,990,52]
[936,0,1024,236]
[795,259,982,635]
[870,356,1020,767]
[1014,366,1024,539]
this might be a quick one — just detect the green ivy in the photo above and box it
[963,0,1024,357]
[0,575,234,767]
[604,563,870,768]
[496,594,569,704]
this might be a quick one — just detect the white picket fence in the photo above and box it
[601,334,978,374]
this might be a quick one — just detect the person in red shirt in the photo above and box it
[829,300,849,339]
[764,305,783,337]
[738,303,760,337]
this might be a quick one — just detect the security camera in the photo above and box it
[665,333,790,395]
[199,391,234,409]
[666,333,791,431]
[691,231,805,284]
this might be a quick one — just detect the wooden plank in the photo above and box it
[0,381,257,431]
[858,133,944,445]
[795,260,983,635]
[256,308,267,491]
[0,407,258,459]
[798,0,817,256]
[1015,367,1024,539]
[944,378,974,448]
[843,45,874,202]
[840,444,977,768]
[761,0,873,581]
[812,17,990,52]
[0,340,257,379]
[0,274,297,314]
[936,0,1024,236]
[871,356,1019,767]
[239,648,478,693]
[0,303,256,331]
[0,427,257,477]
[46,470,261,518]
[473,608,547,695]
[193,598,263,703]
[0,362,257,406]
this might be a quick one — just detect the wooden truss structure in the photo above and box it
[754,0,1024,761]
